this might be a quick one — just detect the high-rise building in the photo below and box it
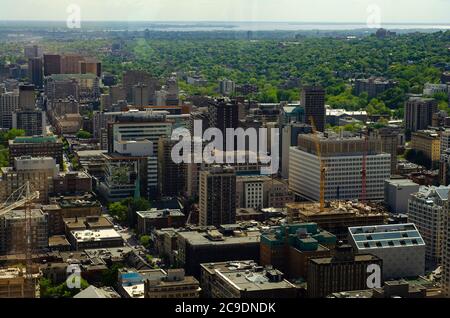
[355,78,396,99]
[123,70,159,104]
[289,133,391,201]
[369,126,403,174]
[302,86,326,132]
[18,84,36,111]
[208,98,239,136]
[404,97,438,133]
[43,54,62,76]
[411,130,441,166]
[219,79,236,96]
[60,54,84,74]
[28,57,43,89]
[0,156,58,203]
[307,245,383,298]
[281,122,312,178]
[199,165,236,227]
[9,135,64,167]
[157,137,186,197]
[0,209,48,256]
[0,91,19,129]
[133,83,150,107]
[24,45,42,59]
[79,58,101,77]
[408,186,448,266]
[12,111,46,136]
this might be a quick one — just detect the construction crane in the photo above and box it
[361,133,368,204]
[310,116,326,212]
[0,182,40,298]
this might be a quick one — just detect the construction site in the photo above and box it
[286,201,388,241]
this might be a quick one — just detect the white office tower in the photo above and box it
[408,186,449,266]
[289,133,391,201]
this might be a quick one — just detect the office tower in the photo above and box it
[12,111,46,136]
[199,165,236,226]
[60,54,84,74]
[0,156,58,203]
[0,91,19,128]
[165,77,180,106]
[79,58,101,77]
[107,111,173,155]
[9,135,64,167]
[18,84,36,111]
[443,200,450,297]
[411,130,441,166]
[219,79,236,96]
[99,139,158,202]
[355,78,396,99]
[384,178,420,214]
[44,77,79,101]
[302,86,326,132]
[235,175,293,209]
[307,245,383,298]
[348,224,426,280]
[369,126,403,174]
[158,137,186,197]
[408,186,448,267]
[43,54,61,76]
[281,122,312,178]
[28,57,43,89]
[102,73,117,87]
[405,97,438,133]
[109,85,127,105]
[123,70,159,104]
[289,133,391,201]
[133,83,150,107]
[208,98,239,150]
[24,45,42,59]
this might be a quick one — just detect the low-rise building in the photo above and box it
[307,244,383,298]
[260,223,336,279]
[200,261,297,298]
[136,209,185,235]
[8,135,63,167]
[177,227,261,277]
[384,178,420,214]
[68,228,123,250]
[0,267,37,298]
[144,269,200,298]
[348,223,426,280]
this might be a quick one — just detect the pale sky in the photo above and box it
[0,0,449,23]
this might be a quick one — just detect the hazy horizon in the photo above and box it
[0,0,448,24]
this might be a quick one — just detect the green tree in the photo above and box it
[76,130,92,139]
[140,235,152,249]
[101,263,124,287]
[108,202,128,223]
[40,277,89,298]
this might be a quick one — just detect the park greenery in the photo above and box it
[108,197,151,224]
[40,277,89,298]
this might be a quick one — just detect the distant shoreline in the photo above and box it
[0,21,449,32]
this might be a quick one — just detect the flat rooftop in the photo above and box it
[71,229,122,242]
[310,253,379,265]
[178,229,261,246]
[286,201,387,217]
[136,209,184,219]
[349,223,425,250]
